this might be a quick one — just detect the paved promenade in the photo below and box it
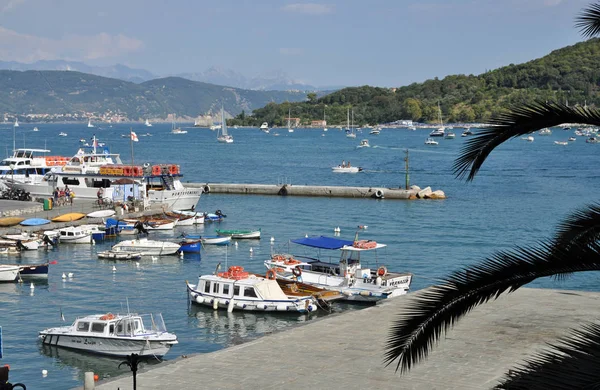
[91,288,600,390]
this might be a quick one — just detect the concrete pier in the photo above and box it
[187,183,445,200]
[90,287,599,390]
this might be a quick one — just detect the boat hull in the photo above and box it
[201,236,231,246]
[187,284,315,313]
[0,265,19,282]
[39,333,173,357]
[112,240,180,256]
[17,263,49,278]
[179,240,201,253]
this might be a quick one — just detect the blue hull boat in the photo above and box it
[16,263,50,278]
[179,239,201,253]
[20,218,50,226]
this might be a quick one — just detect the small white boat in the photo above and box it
[425,138,438,145]
[332,165,362,173]
[586,137,599,144]
[33,127,39,132]
[87,210,116,219]
[539,128,552,135]
[59,132,68,137]
[39,312,178,357]
[171,128,188,134]
[260,122,269,132]
[97,250,142,260]
[461,128,473,137]
[172,210,205,224]
[369,128,381,135]
[568,137,576,142]
[444,132,456,139]
[358,139,370,148]
[521,136,534,142]
[58,226,92,244]
[554,141,569,145]
[217,107,233,143]
[0,265,19,282]
[14,118,19,127]
[201,236,231,245]
[111,238,180,256]
[186,266,318,313]
[145,119,153,127]
[87,119,94,128]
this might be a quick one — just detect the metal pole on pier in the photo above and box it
[404,149,410,189]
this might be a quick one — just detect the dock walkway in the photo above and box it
[91,288,600,389]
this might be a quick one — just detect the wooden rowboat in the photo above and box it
[51,213,86,222]
[0,217,25,227]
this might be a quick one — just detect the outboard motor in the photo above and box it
[215,209,227,218]
[134,221,149,235]
[42,235,57,247]
[15,240,27,252]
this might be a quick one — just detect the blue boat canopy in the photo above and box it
[291,236,354,250]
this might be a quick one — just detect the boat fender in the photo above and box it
[227,299,235,313]
[307,305,314,312]
[203,185,210,194]
[276,304,287,311]
[262,304,269,310]
[236,302,246,309]
[196,296,204,304]
[212,299,218,310]
[375,276,382,286]
[292,266,302,277]
[375,189,384,199]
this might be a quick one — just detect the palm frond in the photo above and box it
[454,102,600,181]
[554,203,600,249]
[576,3,600,38]
[550,203,600,282]
[495,323,600,389]
[384,242,600,373]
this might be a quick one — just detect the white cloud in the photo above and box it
[281,3,334,15]
[0,27,143,62]
[279,47,304,56]
[1,0,25,12]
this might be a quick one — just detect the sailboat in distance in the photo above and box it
[429,102,445,137]
[346,108,356,138]
[145,119,153,127]
[323,106,328,132]
[287,108,294,133]
[87,119,94,128]
[217,107,233,143]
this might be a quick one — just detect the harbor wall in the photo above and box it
[186,183,446,200]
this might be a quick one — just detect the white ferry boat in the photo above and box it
[39,312,178,357]
[8,138,201,210]
[0,148,69,185]
[265,235,412,302]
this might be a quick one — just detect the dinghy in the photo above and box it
[111,238,180,256]
[215,229,261,239]
[87,210,116,218]
[0,217,25,227]
[52,213,86,222]
[97,251,142,260]
[20,218,51,226]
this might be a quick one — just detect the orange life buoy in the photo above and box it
[266,269,277,280]
[273,255,285,261]
[100,313,115,321]
[292,266,302,277]
[377,266,387,277]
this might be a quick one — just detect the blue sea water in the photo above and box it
[0,123,598,389]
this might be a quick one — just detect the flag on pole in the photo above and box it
[130,131,139,142]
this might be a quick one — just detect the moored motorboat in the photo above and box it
[58,226,92,244]
[215,229,261,239]
[39,312,178,357]
[0,265,19,281]
[201,236,231,245]
[425,137,438,145]
[332,165,362,173]
[111,238,180,256]
[186,265,319,313]
[178,239,202,253]
[171,210,205,224]
[13,262,50,278]
[265,235,412,302]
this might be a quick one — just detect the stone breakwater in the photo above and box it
[187,183,446,200]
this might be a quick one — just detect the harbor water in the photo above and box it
[0,123,598,389]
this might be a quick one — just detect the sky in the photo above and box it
[0,0,592,87]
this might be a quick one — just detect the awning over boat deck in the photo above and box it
[291,236,354,250]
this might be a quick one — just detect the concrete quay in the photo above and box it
[90,287,600,390]
[187,182,444,200]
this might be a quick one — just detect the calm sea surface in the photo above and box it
[0,123,598,388]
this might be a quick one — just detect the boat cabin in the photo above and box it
[199,275,289,301]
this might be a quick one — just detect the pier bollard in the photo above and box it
[84,371,95,389]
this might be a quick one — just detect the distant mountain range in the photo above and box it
[0,70,309,120]
[0,60,342,91]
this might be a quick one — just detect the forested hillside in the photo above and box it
[231,38,600,126]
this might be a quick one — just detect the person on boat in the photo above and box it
[347,161,351,167]
[97,188,104,205]
[342,160,346,168]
